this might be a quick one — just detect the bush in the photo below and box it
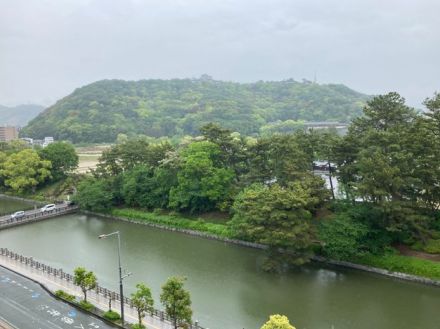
[356,253,440,280]
[131,324,145,329]
[103,310,121,321]
[54,290,76,302]
[413,239,440,254]
[78,300,94,311]
[318,214,369,260]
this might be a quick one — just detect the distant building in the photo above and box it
[304,122,348,135]
[0,126,18,141]
[20,137,34,145]
[43,136,54,148]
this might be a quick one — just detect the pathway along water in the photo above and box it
[0,201,439,329]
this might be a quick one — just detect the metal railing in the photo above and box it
[0,205,78,228]
[0,248,204,329]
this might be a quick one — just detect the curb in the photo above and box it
[0,264,124,329]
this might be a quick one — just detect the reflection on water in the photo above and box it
[0,206,439,329]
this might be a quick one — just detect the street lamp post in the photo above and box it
[98,231,131,325]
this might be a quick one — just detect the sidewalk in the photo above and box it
[0,255,172,329]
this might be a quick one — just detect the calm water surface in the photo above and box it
[0,199,439,329]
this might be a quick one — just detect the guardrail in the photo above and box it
[0,248,205,329]
[0,205,79,229]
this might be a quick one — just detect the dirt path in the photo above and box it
[396,244,440,262]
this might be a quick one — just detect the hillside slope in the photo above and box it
[0,104,44,126]
[21,78,369,143]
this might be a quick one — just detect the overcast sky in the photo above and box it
[1,0,439,108]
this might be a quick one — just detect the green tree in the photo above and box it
[169,141,234,212]
[39,142,78,180]
[73,267,97,302]
[334,92,428,241]
[131,283,154,329]
[261,314,296,329]
[160,277,192,329]
[74,178,114,211]
[246,134,312,187]
[318,214,369,260]
[230,183,317,271]
[0,149,51,193]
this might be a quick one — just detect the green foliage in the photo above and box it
[78,300,94,311]
[21,79,369,143]
[230,183,318,271]
[318,214,369,260]
[160,277,192,329]
[356,253,440,280]
[412,239,440,254]
[39,142,78,180]
[110,208,233,238]
[131,283,154,327]
[103,310,121,321]
[169,141,235,212]
[74,178,114,211]
[73,267,97,302]
[261,314,296,329]
[54,289,76,302]
[131,324,145,329]
[0,148,51,193]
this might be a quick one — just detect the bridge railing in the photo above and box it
[0,248,205,329]
[0,205,78,228]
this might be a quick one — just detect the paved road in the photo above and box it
[0,266,115,329]
[0,205,71,224]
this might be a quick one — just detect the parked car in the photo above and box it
[11,211,25,219]
[40,204,56,212]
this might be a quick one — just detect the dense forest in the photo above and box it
[21,77,369,143]
[2,92,440,275]
[0,104,44,126]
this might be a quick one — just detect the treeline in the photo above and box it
[0,141,78,194]
[76,92,440,271]
[21,78,368,143]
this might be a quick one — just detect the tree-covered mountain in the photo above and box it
[0,104,44,126]
[21,78,369,143]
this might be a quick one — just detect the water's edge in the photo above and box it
[84,210,440,287]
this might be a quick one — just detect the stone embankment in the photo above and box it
[87,211,440,287]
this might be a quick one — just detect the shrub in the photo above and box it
[131,324,146,329]
[425,239,440,254]
[78,300,94,311]
[318,214,369,260]
[103,310,121,321]
[413,239,440,254]
[54,290,76,302]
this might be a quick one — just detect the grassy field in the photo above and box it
[76,144,110,173]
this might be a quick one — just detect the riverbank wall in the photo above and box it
[86,211,440,287]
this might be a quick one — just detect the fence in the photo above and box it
[0,205,78,229]
[0,248,205,329]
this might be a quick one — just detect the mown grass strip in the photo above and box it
[355,253,440,280]
[110,208,234,239]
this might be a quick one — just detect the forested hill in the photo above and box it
[0,104,44,126]
[21,78,369,143]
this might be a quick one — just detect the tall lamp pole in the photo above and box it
[98,231,131,325]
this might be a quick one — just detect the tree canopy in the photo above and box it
[21,78,369,143]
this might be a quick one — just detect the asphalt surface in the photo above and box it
[0,266,115,329]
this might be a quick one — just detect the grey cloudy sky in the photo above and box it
[1,0,439,107]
